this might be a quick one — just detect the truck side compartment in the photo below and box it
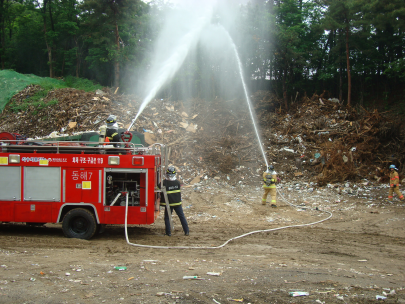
[0,138,165,239]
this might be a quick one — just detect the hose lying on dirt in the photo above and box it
[124,190,332,249]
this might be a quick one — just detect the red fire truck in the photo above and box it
[0,132,166,239]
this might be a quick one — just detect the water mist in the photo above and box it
[129,1,269,168]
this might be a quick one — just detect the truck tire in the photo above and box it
[62,208,97,240]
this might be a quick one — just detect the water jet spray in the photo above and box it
[127,6,214,132]
[218,25,269,168]
[128,2,269,168]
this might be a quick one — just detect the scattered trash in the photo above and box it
[206,272,221,276]
[289,291,309,297]
[114,266,127,271]
[183,276,204,280]
[376,295,387,300]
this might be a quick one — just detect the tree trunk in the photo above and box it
[114,20,120,88]
[41,0,54,78]
[345,26,351,107]
[75,37,79,78]
[283,67,288,110]
[44,29,54,78]
[339,65,343,102]
[0,0,4,69]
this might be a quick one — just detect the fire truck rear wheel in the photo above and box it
[62,208,97,240]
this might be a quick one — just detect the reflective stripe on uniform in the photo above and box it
[160,202,182,206]
[167,190,180,194]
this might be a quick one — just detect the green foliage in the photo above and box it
[384,58,405,79]
[0,0,404,109]
[64,75,103,91]
[9,92,59,115]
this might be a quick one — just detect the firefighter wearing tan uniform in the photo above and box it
[262,165,277,207]
[388,164,404,201]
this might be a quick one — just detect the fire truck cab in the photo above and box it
[0,135,166,239]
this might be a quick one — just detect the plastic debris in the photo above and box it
[206,272,221,276]
[289,291,309,297]
[376,295,387,300]
[183,275,204,280]
[114,266,127,271]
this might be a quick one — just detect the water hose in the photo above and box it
[124,189,332,249]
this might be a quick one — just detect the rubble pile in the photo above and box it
[258,93,404,185]
[0,86,404,187]
[0,85,139,136]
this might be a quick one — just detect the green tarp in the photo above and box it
[0,70,62,112]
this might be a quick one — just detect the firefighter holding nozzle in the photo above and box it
[160,166,189,236]
[388,164,404,201]
[99,115,121,147]
[262,165,278,207]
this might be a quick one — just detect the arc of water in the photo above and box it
[127,9,214,132]
[219,26,269,168]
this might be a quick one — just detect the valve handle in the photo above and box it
[121,131,133,143]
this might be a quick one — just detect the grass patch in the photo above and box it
[64,75,103,92]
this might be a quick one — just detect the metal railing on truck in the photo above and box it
[0,139,163,155]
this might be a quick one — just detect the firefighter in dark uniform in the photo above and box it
[105,115,121,146]
[262,165,277,207]
[160,166,189,236]
[388,164,404,201]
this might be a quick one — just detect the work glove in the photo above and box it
[390,184,394,187]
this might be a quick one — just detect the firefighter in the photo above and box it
[160,166,189,236]
[105,115,121,146]
[262,165,277,207]
[388,164,404,201]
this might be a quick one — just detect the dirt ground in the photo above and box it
[1,182,404,304]
[1,84,405,303]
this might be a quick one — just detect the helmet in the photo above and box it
[106,115,117,124]
[166,166,176,179]
[389,164,396,169]
[106,115,118,129]
[268,165,274,171]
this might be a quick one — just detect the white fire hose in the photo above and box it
[124,189,332,249]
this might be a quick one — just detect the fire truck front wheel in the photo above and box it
[62,208,97,240]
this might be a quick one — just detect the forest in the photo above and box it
[0,0,404,110]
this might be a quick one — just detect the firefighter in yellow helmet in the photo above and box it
[388,164,404,201]
[262,165,277,207]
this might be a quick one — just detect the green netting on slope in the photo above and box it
[0,70,63,112]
